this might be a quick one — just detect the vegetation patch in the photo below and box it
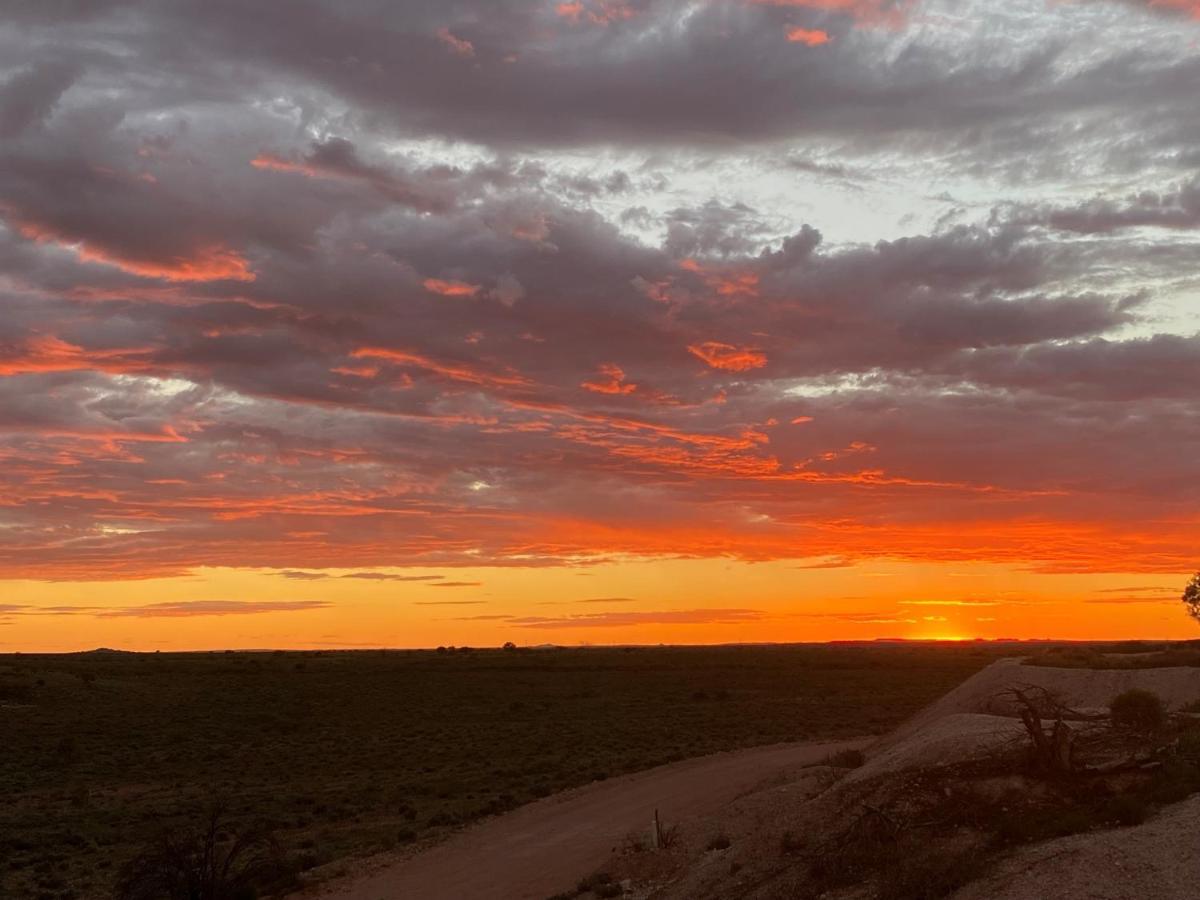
[0,642,1012,898]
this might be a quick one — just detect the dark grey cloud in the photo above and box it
[0,61,80,138]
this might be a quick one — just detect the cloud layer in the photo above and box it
[0,0,1197,592]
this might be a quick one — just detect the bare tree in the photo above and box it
[996,685,1083,776]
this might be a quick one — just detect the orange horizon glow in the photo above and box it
[2,559,1197,653]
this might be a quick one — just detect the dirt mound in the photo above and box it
[848,713,1026,783]
[875,658,1200,755]
[952,795,1200,900]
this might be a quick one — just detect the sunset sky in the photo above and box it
[1,0,1198,651]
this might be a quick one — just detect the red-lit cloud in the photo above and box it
[581,363,637,394]
[423,277,482,298]
[786,26,832,44]
[688,342,769,372]
[14,220,254,282]
[556,0,637,26]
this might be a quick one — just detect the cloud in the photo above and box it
[0,61,80,138]
[787,27,833,45]
[791,557,855,569]
[5,600,333,618]
[278,570,446,582]
[0,0,1197,594]
[1084,596,1180,605]
[900,599,1006,607]
[105,600,330,617]
[510,608,768,628]
[688,342,769,372]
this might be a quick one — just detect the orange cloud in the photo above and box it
[352,347,532,388]
[250,154,322,177]
[423,277,482,297]
[787,26,832,44]
[0,336,155,376]
[15,220,254,282]
[678,258,760,296]
[511,608,768,628]
[688,341,768,372]
[581,363,637,395]
[556,0,636,25]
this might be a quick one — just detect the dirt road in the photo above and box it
[307,737,868,900]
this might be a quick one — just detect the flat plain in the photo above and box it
[1,642,1023,899]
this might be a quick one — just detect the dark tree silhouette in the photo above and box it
[1185,573,1200,623]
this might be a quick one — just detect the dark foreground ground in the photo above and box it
[2,642,1039,899]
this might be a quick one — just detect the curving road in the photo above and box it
[305,737,869,900]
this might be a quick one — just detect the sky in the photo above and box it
[1,0,1199,651]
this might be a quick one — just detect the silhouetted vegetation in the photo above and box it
[1027,643,1200,669]
[0,642,1019,897]
[114,806,297,900]
[800,708,1200,900]
[1110,689,1166,734]
[1184,572,1200,623]
[823,748,867,769]
[704,833,731,851]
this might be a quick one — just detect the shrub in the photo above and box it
[1145,758,1200,804]
[877,844,985,900]
[1103,794,1150,827]
[705,833,731,851]
[114,806,297,900]
[1110,689,1166,733]
[575,872,615,895]
[1177,724,1200,762]
[823,748,866,769]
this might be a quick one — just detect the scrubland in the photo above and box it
[0,642,1020,899]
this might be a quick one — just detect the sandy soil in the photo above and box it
[952,795,1200,900]
[847,713,1027,784]
[303,738,868,900]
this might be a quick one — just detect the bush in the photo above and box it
[877,844,985,900]
[1110,689,1166,733]
[114,806,297,900]
[575,872,616,896]
[823,748,866,769]
[1103,794,1150,827]
[705,833,731,851]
